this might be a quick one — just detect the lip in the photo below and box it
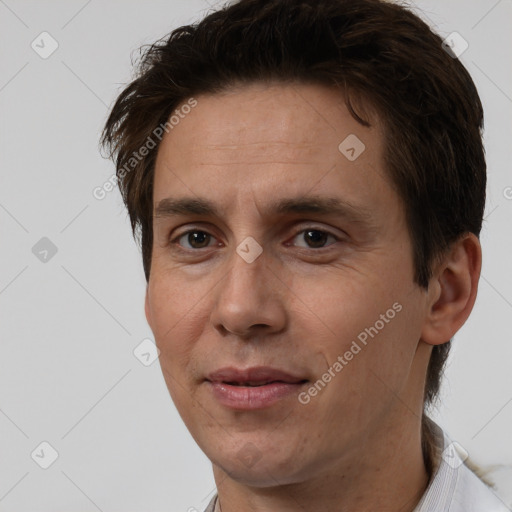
[207,366,306,385]
[205,366,308,410]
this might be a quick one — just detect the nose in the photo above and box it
[209,245,287,339]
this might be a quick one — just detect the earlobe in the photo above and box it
[421,233,482,346]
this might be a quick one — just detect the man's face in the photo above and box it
[146,83,431,485]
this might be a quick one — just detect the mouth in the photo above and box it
[205,366,309,409]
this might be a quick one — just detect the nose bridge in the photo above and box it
[223,243,269,311]
[210,241,286,336]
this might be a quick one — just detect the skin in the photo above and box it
[145,82,482,512]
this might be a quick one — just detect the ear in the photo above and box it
[421,233,482,346]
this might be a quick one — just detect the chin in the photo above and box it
[211,446,307,487]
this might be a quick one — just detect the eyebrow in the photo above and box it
[154,195,374,224]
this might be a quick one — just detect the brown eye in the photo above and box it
[304,230,328,248]
[177,230,214,249]
[292,229,337,249]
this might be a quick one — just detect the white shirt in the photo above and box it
[203,423,510,512]
[413,424,510,511]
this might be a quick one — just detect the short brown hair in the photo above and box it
[101,0,486,473]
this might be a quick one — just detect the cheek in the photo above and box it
[309,310,419,439]
[299,274,420,398]
[147,276,211,414]
[147,273,207,362]
[291,272,398,347]
[356,303,423,394]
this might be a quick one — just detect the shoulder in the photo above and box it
[415,423,511,512]
[451,463,510,511]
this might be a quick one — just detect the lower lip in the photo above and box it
[207,381,307,410]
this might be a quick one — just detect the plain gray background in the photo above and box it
[1,0,511,510]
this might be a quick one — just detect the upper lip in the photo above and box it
[206,366,307,385]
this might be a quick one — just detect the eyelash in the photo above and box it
[169,227,341,252]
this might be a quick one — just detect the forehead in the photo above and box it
[153,82,391,217]
[161,82,380,152]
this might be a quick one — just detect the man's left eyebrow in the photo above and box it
[154,195,374,224]
[270,196,374,224]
